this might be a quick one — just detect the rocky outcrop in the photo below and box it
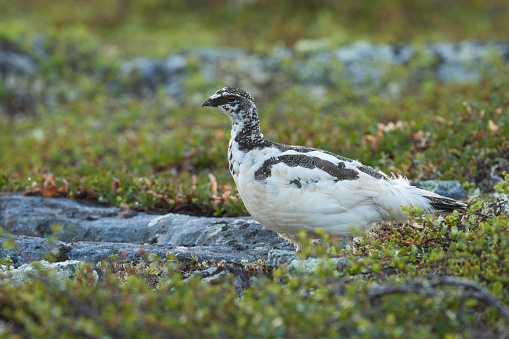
[0,193,293,268]
[121,41,509,99]
[0,179,467,269]
[2,38,509,115]
[410,180,467,201]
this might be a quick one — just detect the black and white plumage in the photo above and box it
[202,87,466,250]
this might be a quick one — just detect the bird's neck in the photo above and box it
[230,107,265,151]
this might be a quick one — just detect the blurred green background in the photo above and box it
[2,0,509,54]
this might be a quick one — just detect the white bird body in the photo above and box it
[203,87,466,249]
[230,140,447,236]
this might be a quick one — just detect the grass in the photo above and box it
[1,1,509,337]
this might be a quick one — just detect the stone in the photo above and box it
[410,180,467,201]
[3,38,509,116]
[0,260,84,285]
[0,194,290,267]
[0,187,476,285]
[0,234,259,268]
[267,249,298,267]
[0,183,467,270]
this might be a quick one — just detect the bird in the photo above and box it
[202,87,467,250]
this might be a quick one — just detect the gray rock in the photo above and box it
[287,257,350,273]
[410,180,467,200]
[186,261,257,292]
[267,249,351,274]
[0,194,291,266]
[427,41,509,82]
[1,194,160,242]
[190,47,246,62]
[165,55,187,73]
[3,38,509,116]
[0,183,474,285]
[331,42,413,85]
[267,249,298,267]
[120,55,187,97]
[334,41,409,64]
[0,234,259,268]
[0,39,37,78]
[0,39,38,115]
[114,40,509,100]
[0,183,466,270]
[0,259,85,285]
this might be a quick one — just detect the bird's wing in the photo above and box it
[255,149,388,208]
[255,147,452,219]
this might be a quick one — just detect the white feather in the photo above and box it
[232,146,453,237]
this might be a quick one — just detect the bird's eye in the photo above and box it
[227,95,236,102]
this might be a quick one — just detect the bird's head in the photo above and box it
[202,87,256,122]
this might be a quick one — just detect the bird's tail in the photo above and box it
[390,176,467,214]
[424,195,467,213]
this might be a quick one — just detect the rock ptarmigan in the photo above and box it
[202,87,467,250]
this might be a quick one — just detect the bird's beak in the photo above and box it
[202,99,214,107]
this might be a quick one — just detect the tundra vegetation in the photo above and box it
[0,1,508,337]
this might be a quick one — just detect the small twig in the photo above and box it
[368,276,509,321]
